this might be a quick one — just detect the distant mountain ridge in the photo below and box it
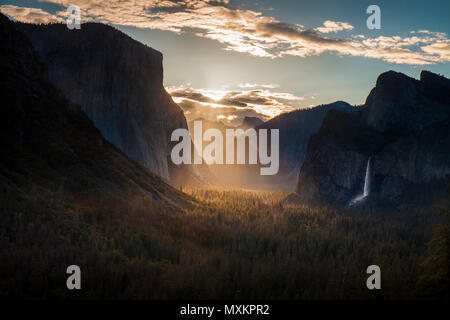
[241,116,264,129]
[187,116,264,136]
[184,102,358,189]
[256,101,359,189]
[296,70,450,207]
[17,22,191,184]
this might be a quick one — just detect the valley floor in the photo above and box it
[0,188,447,299]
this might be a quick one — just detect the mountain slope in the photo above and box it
[17,22,190,183]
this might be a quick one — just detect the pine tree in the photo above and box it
[416,207,450,299]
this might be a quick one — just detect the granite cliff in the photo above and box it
[18,22,190,183]
[296,71,449,207]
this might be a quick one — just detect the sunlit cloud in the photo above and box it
[315,20,354,33]
[167,84,303,124]
[238,83,279,89]
[0,5,65,24]
[421,41,450,61]
[1,1,449,65]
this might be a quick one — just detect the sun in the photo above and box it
[198,88,228,102]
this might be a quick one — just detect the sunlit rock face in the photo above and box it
[296,71,450,207]
[18,22,188,182]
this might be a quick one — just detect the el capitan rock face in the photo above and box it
[18,22,188,182]
[0,14,193,209]
[296,71,450,207]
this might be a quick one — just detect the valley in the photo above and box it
[0,8,448,301]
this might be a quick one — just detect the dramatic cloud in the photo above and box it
[167,85,303,124]
[2,1,449,65]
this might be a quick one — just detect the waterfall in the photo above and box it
[349,157,371,206]
[363,156,371,197]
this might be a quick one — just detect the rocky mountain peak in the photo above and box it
[362,70,449,135]
[375,70,418,87]
[420,70,450,84]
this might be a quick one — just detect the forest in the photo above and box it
[0,185,448,299]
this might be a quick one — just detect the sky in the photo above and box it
[1,0,449,124]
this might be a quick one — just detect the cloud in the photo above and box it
[2,1,449,65]
[238,83,279,89]
[315,20,354,33]
[167,85,303,124]
[421,41,450,61]
[174,97,267,127]
[0,5,65,24]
